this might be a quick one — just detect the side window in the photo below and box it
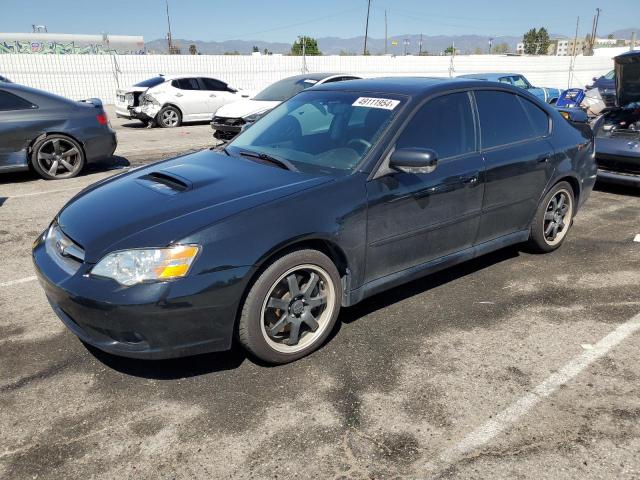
[172,78,200,90]
[395,92,475,159]
[475,90,536,149]
[498,77,513,85]
[519,97,550,137]
[290,103,334,135]
[511,76,530,88]
[0,90,36,111]
[199,78,227,91]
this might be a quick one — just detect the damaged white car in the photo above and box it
[115,75,251,128]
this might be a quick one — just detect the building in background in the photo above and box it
[0,32,144,54]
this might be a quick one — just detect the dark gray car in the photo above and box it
[592,50,640,186]
[0,83,117,179]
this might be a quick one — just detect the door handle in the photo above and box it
[537,152,552,163]
[209,94,217,98]
[175,93,183,97]
[462,174,479,185]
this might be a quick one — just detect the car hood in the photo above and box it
[58,150,331,263]
[214,99,281,119]
[614,50,640,107]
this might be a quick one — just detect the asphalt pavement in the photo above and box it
[0,125,639,479]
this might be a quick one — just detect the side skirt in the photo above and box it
[344,230,529,307]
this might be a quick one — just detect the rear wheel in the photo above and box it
[157,105,182,128]
[528,181,575,252]
[238,249,342,364]
[31,135,85,180]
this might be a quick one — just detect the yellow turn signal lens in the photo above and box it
[153,245,200,279]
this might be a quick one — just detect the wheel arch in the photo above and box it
[160,103,183,116]
[553,175,581,206]
[27,131,87,164]
[233,237,351,338]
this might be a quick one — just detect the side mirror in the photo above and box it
[592,77,598,82]
[389,148,438,173]
[557,108,588,124]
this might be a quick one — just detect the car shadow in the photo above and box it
[89,246,521,379]
[119,120,211,129]
[85,342,248,379]
[594,180,640,197]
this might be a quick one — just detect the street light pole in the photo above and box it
[363,0,372,55]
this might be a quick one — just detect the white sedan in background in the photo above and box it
[211,73,361,141]
[115,75,251,128]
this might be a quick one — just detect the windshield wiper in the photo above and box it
[237,149,298,172]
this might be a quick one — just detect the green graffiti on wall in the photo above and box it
[0,40,144,54]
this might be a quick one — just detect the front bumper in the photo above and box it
[32,233,251,359]
[597,168,640,187]
[211,116,246,141]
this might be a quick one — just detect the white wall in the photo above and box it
[0,53,615,104]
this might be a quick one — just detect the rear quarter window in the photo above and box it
[519,97,550,137]
[0,90,37,111]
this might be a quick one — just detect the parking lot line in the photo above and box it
[0,276,37,288]
[435,311,640,468]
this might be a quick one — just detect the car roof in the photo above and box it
[457,73,523,81]
[311,76,493,96]
[0,81,80,107]
[283,72,357,82]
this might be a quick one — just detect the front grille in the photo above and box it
[45,223,85,274]
[213,116,245,126]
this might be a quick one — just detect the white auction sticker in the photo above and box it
[352,97,400,110]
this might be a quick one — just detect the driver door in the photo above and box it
[364,91,485,282]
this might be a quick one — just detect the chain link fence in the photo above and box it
[0,53,615,104]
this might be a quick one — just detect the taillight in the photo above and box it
[96,112,108,125]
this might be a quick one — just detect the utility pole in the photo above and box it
[593,7,601,49]
[569,16,580,88]
[631,31,636,51]
[363,0,371,55]
[488,37,493,54]
[165,0,173,54]
[419,33,423,55]
[384,10,388,55]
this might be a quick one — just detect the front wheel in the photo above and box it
[238,249,342,364]
[528,181,575,253]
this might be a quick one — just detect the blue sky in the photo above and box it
[0,0,636,42]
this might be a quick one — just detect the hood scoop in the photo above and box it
[137,171,192,195]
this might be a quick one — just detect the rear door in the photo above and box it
[473,90,555,243]
[170,78,209,119]
[198,77,235,114]
[0,89,39,170]
[365,91,484,281]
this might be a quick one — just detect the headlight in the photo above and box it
[243,109,270,123]
[91,245,200,286]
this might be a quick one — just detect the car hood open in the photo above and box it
[57,150,330,263]
[614,50,640,107]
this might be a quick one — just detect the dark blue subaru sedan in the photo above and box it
[33,77,596,364]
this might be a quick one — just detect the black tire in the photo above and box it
[238,249,342,364]
[528,181,575,253]
[157,105,182,128]
[31,134,85,180]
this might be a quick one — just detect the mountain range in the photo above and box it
[146,27,639,55]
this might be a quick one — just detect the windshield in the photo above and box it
[134,76,166,88]
[253,77,321,102]
[228,90,404,173]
